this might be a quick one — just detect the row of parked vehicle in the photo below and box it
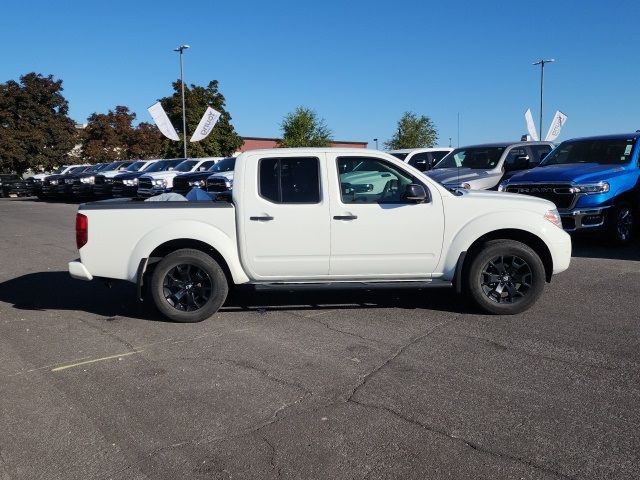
[5,132,637,244]
[391,133,638,245]
[3,157,236,201]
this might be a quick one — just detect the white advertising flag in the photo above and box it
[524,108,539,141]
[147,102,180,141]
[190,107,221,142]
[545,111,568,142]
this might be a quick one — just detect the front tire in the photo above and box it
[149,248,228,322]
[464,240,546,315]
[606,202,634,245]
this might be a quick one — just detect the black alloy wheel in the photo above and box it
[480,255,532,304]
[150,248,228,322]
[163,264,212,312]
[464,239,545,315]
[615,204,633,243]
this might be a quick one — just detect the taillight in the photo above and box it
[76,213,88,249]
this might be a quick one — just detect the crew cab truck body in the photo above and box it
[500,133,640,244]
[69,148,571,322]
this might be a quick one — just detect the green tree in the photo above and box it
[158,80,242,158]
[82,107,163,161]
[278,107,332,148]
[0,73,76,174]
[82,106,136,162]
[129,122,163,159]
[384,112,438,150]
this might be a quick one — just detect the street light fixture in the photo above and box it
[533,58,555,140]
[174,44,190,158]
[373,138,378,150]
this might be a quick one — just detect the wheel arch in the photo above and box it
[463,229,554,283]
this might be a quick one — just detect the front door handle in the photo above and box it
[333,215,358,220]
[250,215,274,221]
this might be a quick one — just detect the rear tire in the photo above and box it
[149,248,228,322]
[464,239,545,315]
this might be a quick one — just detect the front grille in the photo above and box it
[561,216,576,230]
[138,178,153,190]
[73,178,82,185]
[94,176,105,185]
[505,184,576,209]
[113,178,124,186]
[172,177,190,194]
[206,177,229,193]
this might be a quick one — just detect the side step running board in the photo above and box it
[251,280,453,291]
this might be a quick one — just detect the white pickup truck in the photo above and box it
[69,148,571,322]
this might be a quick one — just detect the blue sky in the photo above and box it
[2,0,639,147]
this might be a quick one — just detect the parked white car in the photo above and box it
[388,147,453,172]
[426,142,554,190]
[137,158,220,198]
[69,148,571,322]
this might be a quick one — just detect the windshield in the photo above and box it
[434,146,506,169]
[209,158,236,173]
[68,166,88,174]
[144,159,183,173]
[540,138,636,166]
[53,166,67,174]
[126,161,146,172]
[83,164,103,173]
[174,160,198,172]
[389,152,409,161]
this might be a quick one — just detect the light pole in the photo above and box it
[174,44,190,158]
[373,138,378,150]
[533,58,554,140]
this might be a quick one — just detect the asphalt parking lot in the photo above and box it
[0,198,639,480]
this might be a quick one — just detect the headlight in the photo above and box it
[124,178,138,186]
[81,176,95,184]
[189,180,205,187]
[226,179,233,188]
[50,179,58,185]
[497,181,508,192]
[572,182,609,194]
[444,182,470,190]
[153,179,167,187]
[544,209,563,229]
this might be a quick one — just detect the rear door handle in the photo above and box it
[250,215,274,221]
[333,215,358,220]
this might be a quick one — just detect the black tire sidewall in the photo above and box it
[465,240,545,315]
[150,249,228,323]
[606,202,634,245]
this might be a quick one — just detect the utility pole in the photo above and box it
[174,44,190,158]
[533,58,555,140]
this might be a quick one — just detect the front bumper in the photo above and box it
[559,206,610,232]
[69,261,93,281]
[112,185,139,198]
[72,184,94,197]
[137,187,171,198]
[93,183,114,197]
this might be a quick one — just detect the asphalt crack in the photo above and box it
[346,319,450,401]
[349,399,578,480]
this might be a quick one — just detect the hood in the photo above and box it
[426,167,502,187]
[508,163,628,184]
[101,169,129,178]
[142,171,178,180]
[458,189,556,212]
[31,173,51,180]
[176,171,214,181]
[114,172,145,180]
[208,171,234,181]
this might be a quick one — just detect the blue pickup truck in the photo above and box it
[499,133,639,244]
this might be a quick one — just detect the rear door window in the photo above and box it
[259,157,320,204]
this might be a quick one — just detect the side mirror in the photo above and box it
[505,155,529,172]
[403,183,430,203]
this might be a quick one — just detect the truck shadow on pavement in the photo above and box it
[571,236,640,261]
[0,271,469,322]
